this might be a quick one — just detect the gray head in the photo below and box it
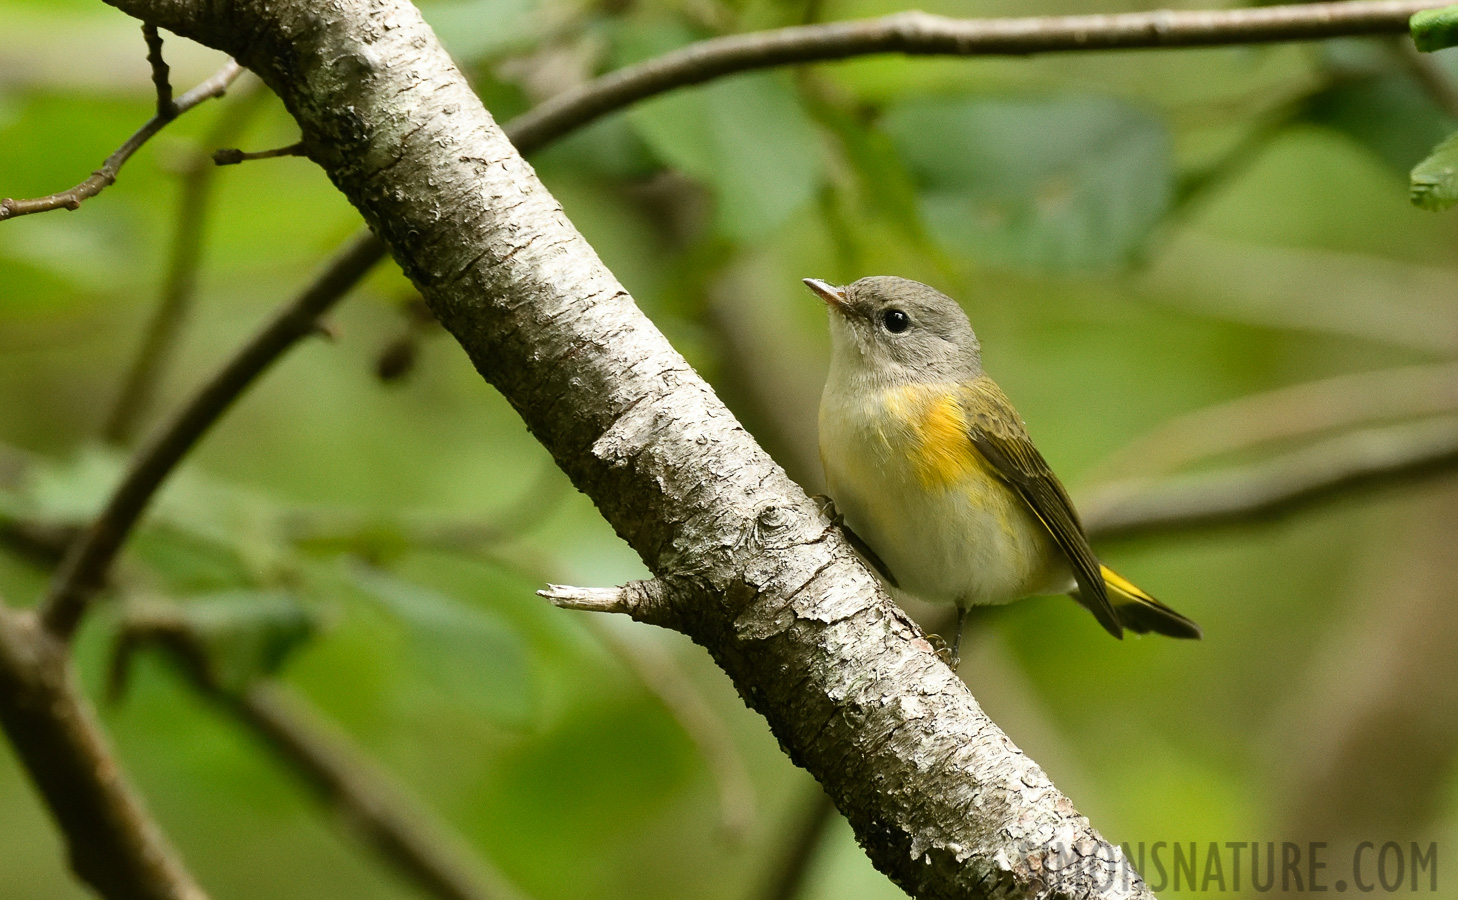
[804,276,981,387]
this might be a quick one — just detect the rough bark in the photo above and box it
[97,1,1152,896]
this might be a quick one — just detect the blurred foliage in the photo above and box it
[1412,131,1458,211]
[3,0,1458,899]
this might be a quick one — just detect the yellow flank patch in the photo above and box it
[903,388,981,488]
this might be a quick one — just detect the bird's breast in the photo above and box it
[818,382,1068,606]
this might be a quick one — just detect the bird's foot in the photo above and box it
[925,631,958,669]
[810,493,843,526]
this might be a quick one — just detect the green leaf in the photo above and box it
[1411,131,1458,210]
[1412,6,1458,52]
[618,23,823,242]
[349,565,534,725]
[882,95,1173,273]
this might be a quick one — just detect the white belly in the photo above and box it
[819,388,1072,607]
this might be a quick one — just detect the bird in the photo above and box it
[805,275,1200,664]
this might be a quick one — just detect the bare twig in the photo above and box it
[212,142,307,165]
[142,24,175,118]
[507,1,1441,151]
[104,78,270,446]
[1084,419,1458,542]
[0,601,208,900]
[39,232,387,641]
[0,60,242,221]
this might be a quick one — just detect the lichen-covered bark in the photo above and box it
[105,1,1154,896]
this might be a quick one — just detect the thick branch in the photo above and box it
[0,60,241,220]
[87,1,1158,896]
[0,603,207,900]
[507,1,1440,150]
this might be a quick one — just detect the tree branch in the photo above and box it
[1084,420,1458,542]
[506,1,1441,151]
[0,59,241,221]
[141,23,175,118]
[0,602,208,900]
[1085,361,1458,483]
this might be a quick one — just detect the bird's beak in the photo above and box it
[802,278,846,311]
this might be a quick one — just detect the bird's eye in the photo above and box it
[881,309,911,334]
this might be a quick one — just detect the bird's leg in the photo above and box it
[948,606,970,669]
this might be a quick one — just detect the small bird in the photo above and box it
[805,275,1200,663]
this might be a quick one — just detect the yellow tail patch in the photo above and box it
[1099,564,1203,639]
[1100,564,1157,604]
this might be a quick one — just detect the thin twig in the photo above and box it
[0,602,208,900]
[0,60,242,221]
[105,77,270,446]
[230,683,525,900]
[507,1,1441,151]
[212,142,307,165]
[142,24,175,118]
[39,232,387,641]
[1084,419,1458,542]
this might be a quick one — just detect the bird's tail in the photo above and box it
[1100,565,1202,639]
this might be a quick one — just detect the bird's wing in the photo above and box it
[960,376,1122,639]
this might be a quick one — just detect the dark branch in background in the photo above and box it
[108,607,524,900]
[0,602,207,900]
[39,233,387,641]
[212,142,307,165]
[1084,420,1458,542]
[104,78,270,446]
[0,60,241,221]
[142,24,174,117]
[506,0,1440,150]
